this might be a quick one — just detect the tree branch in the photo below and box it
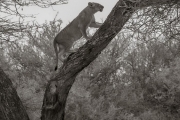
[0,68,30,120]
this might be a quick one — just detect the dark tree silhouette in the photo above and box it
[0,68,29,120]
[41,0,179,120]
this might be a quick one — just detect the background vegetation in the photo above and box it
[1,1,180,120]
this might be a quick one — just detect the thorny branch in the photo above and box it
[0,0,67,46]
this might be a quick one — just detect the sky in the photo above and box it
[21,0,118,27]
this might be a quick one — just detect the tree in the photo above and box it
[0,68,29,120]
[41,0,179,120]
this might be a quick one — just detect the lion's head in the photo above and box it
[88,2,104,13]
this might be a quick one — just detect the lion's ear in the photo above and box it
[88,2,93,7]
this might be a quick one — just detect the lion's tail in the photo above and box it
[54,40,58,71]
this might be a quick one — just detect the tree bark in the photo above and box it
[41,0,179,120]
[0,68,29,120]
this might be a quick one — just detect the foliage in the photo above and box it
[0,1,180,120]
[1,15,63,119]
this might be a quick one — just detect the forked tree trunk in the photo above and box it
[41,0,179,120]
[0,68,29,120]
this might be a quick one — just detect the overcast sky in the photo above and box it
[21,0,118,27]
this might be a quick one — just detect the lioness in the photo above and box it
[54,2,104,71]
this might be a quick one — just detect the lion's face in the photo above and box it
[88,2,104,12]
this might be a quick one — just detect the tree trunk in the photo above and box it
[41,0,179,120]
[0,68,29,120]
